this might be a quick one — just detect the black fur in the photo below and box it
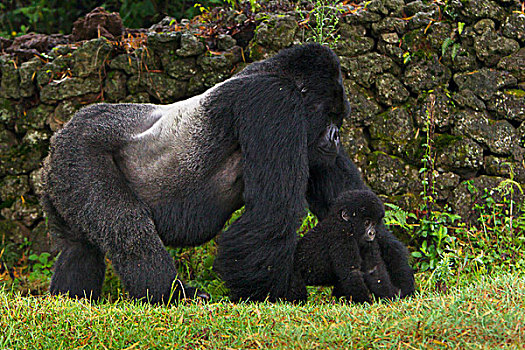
[359,240,400,300]
[292,190,399,303]
[42,43,414,303]
[306,153,415,299]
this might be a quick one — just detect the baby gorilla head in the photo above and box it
[330,190,385,246]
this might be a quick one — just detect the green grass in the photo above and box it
[1,272,524,349]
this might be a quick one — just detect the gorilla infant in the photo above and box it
[42,43,414,303]
[291,190,399,303]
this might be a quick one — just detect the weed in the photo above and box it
[298,0,345,48]
[27,252,53,280]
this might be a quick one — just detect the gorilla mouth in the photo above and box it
[317,146,338,158]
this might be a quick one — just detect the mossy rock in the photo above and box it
[343,81,382,126]
[484,155,525,183]
[176,34,206,57]
[40,77,101,103]
[340,123,370,169]
[502,12,525,43]
[454,110,519,155]
[0,57,21,99]
[71,38,115,78]
[363,151,421,197]
[18,58,43,98]
[141,72,188,102]
[454,68,517,101]
[335,24,375,56]
[36,54,73,87]
[487,90,525,122]
[1,195,43,227]
[15,104,54,133]
[403,55,451,93]
[435,135,483,175]
[376,73,409,106]
[369,106,420,161]
[474,29,519,67]
[104,70,127,102]
[340,52,395,89]
[497,48,525,81]
[0,175,30,202]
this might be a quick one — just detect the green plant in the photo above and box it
[410,210,459,271]
[441,22,464,60]
[495,163,524,236]
[220,0,257,12]
[27,252,53,280]
[298,0,344,48]
[298,211,318,237]
[402,51,412,64]
[410,93,455,271]
[0,0,233,37]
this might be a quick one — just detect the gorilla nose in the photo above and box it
[365,224,376,241]
[327,124,340,151]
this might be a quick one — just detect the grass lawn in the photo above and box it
[1,272,523,349]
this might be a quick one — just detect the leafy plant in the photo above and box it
[402,51,412,64]
[27,252,53,280]
[441,22,464,60]
[298,0,345,48]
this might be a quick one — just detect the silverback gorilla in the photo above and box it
[41,43,415,303]
[290,190,400,303]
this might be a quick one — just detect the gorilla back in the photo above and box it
[43,43,414,304]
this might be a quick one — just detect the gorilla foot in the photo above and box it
[50,240,106,301]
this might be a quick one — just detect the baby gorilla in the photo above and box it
[291,190,399,303]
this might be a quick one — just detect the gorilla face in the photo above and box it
[316,123,341,159]
[298,60,350,167]
[341,210,378,245]
[334,190,386,247]
[244,44,350,166]
[306,74,350,167]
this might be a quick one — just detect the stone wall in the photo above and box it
[0,0,524,253]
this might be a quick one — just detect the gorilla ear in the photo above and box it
[341,210,350,221]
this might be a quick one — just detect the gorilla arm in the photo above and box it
[214,77,309,301]
[329,237,372,303]
[306,150,415,298]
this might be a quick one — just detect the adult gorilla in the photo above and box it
[42,43,414,303]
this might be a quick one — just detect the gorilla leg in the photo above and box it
[307,151,415,298]
[50,238,106,300]
[331,272,371,304]
[361,241,400,300]
[43,113,183,303]
[42,193,106,300]
[287,271,308,303]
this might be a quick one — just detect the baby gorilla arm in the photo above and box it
[329,238,372,304]
[360,241,400,300]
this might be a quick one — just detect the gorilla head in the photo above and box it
[332,190,385,247]
[237,44,350,167]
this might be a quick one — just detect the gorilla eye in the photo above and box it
[341,210,350,221]
[364,219,371,226]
